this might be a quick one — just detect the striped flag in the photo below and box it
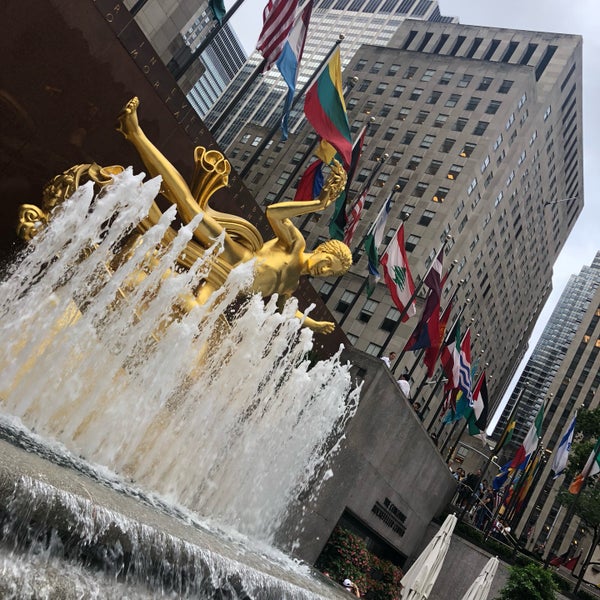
[511,405,544,470]
[277,1,313,139]
[458,327,472,403]
[423,299,452,377]
[343,190,366,246]
[304,47,352,167]
[293,159,324,201]
[551,413,576,479]
[379,224,416,321]
[257,0,299,72]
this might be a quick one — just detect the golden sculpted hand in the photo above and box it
[316,159,347,210]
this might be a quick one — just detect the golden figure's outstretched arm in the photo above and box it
[265,160,346,248]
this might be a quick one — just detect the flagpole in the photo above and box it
[209,58,268,134]
[239,36,344,179]
[170,0,247,80]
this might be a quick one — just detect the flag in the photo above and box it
[441,320,462,390]
[551,413,576,479]
[364,194,393,296]
[304,47,352,167]
[293,159,324,201]
[564,554,581,571]
[495,417,516,453]
[467,371,489,434]
[492,460,512,491]
[403,248,443,352]
[329,126,367,240]
[423,300,452,377]
[569,439,600,494]
[379,224,416,321]
[276,1,313,139]
[549,552,568,567]
[257,0,299,72]
[510,405,544,470]
[208,0,226,24]
[343,190,366,246]
[457,327,472,403]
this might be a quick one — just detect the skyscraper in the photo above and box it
[227,19,584,437]
[508,253,600,559]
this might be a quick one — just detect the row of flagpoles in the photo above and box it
[161,1,500,454]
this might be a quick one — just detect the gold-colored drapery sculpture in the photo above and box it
[17,97,352,333]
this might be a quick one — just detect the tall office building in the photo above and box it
[496,254,600,448]
[206,0,456,147]
[124,0,247,116]
[227,20,584,436]
[511,253,600,561]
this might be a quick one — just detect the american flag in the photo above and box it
[256,0,299,72]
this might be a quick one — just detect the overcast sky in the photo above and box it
[228,0,600,425]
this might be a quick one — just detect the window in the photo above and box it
[336,290,356,313]
[356,168,370,182]
[498,79,513,94]
[409,88,423,101]
[376,172,390,187]
[473,121,489,136]
[402,130,416,144]
[465,96,481,111]
[459,142,476,158]
[426,91,442,104]
[506,169,515,186]
[240,133,251,144]
[389,150,403,166]
[505,112,515,130]
[401,203,415,218]
[457,74,473,88]
[420,134,436,149]
[529,130,538,145]
[445,94,461,108]
[467,178,478,195]
[251,136,262,147]
[392,84,406,98]
[388,64,401,76]
[359,299,379,322]
[485,100,501,114]
[397,177,409,191]
[370,147,385,161]
[453,117,468,132]
[421,68,436,81]
[543,105,552,121]
[477,76,493,91]
[370,61,384,74]
[407,155,422,170]
[414,110,429,124]
[454,199,465,218]
[363,100,375,114]
[495,191,504,207]
[493,133,503,150]
[439,71,454,85]
[381,307,400,332]
[403,66,418,79]
[241,150,250,161]
[433,186,450,203]
[375,82,388,95]
[426,159,442,175]
[291,151,304,164]
[397,106,410,120]
[379,104,392,117]
[358,79,371,92]
[384,126,398,140]
[433,113,448,128]
[412,182,428,197]
[518,149,527,165]
[366,343,382,357]
[355,58,367,71]
[480,155,490,172]
[319,282,333,300]
[447,164,462,180]
[419,209,435,226]
[405,234,420,252]
[440,138,456,153]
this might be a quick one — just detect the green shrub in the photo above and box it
[575,588,598,600]
[550,572,572,594]
[315,526,404,599]
[496,563,558,600]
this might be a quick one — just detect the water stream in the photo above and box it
[0,170,360,597]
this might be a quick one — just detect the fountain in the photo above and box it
[0,105,361,596]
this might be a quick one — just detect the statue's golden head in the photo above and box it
[308,239,352,278]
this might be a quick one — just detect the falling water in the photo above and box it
[0,170,360,550]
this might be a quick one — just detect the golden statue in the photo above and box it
[18,97,352,334]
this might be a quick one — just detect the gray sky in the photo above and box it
[228,0,600,426]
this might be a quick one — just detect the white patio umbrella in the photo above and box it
[400,513,457,600]
[459,556,499,600]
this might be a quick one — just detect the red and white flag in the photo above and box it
[379,224,416,321]
[343,190,366,246]
[257,0,299,72]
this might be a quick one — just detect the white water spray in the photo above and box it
[0,169,360,543]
